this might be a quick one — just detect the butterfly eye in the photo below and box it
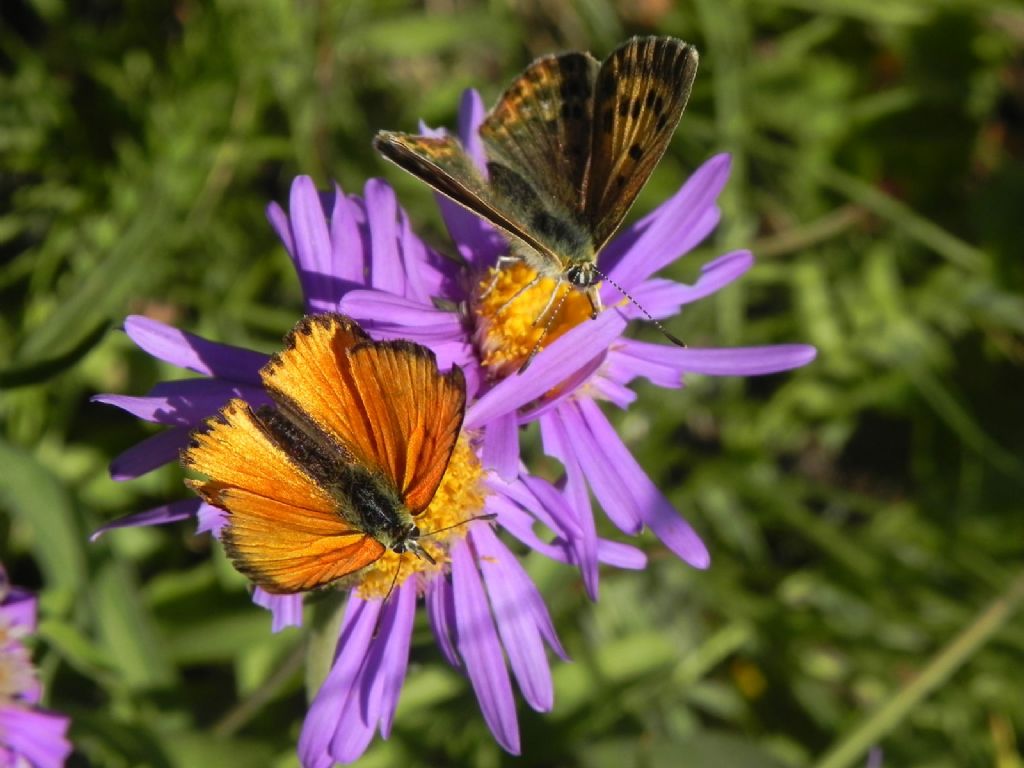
[566,265,596,287]
[410,525,421,539]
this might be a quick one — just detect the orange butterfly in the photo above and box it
[181,313,466,594]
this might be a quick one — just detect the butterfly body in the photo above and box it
[239,404,428,561]
[183,314,464,593]
[374,36,698,321]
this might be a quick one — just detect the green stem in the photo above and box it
[212,639,307,738]
[814,569,1024,768]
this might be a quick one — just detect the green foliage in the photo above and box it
[2,0,1023,766]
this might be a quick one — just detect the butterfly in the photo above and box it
[374,36,698,341]
[181,313,466,594]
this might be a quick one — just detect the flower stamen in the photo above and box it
[471,262,595,378]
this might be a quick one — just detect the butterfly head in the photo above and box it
[565,261,599,288]
[389,523,436,565]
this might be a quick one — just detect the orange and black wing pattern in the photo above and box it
[585,37,698,250]
[182,398,386,593]
[480,51,600,214]
[259,314,466,514]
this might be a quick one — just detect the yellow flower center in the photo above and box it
[353,434,487,600]
[470,262,595,379]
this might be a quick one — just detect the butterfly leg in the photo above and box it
[519,286,572,375]
[478,255,521,300]
[585,285,603,319]
[533,277,564,326]
[494,272,543,316]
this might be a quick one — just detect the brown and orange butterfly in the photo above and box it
[374,36,697,330]
[181,313,465,594]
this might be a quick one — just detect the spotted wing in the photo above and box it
[260,313,466,514]
[585,36,698,251]
[183,399,386,593]
[480,51,600,215]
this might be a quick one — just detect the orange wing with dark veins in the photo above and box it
[183,398,386,593]
[260,313,466,514]
[585,37,698,251]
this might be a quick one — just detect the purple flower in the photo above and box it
[94,176,646,763]
[299,524,571,764]
[338,90,818,596]
[0,566,72,768]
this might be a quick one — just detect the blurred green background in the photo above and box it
[3,0,1024,766]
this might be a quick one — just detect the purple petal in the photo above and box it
[0,589,37,633]
[613,250,752,324]
[485,481,636,576]
[0,705,72,768]
[586,372,640,406]
[330,598,404,763]
[484,492,572,563]
[252,589,304,632]
[551,402,642,535]
[266,201,294,256]
[397,208,443,303]
[331,184,368,288]
[575,398,709,568]
[338,290,464,340]
[540,413,600,597]
[510,475,582,541]
[472,525,559,710]
[605,340,686,390]
[642,496,711,570]
[299,597,380,768]
[90,498,201,541]
[457,89,488,171]
[482,411,519,480]
[109,425,191,480]
[596,540,647,570]
[363,581,416,737]
[451,539,519,754]
[124,316,266,383]
[92,380,267,426]
[621,339,818,377]
[518,347,609,422]
[196,503,226,536]
[604,154,731,292]
[618,250,754,321]
[289,176,334,303]
[426,576,461,670]
[365,179,406,297]
[465,310,627,429]
[577,399,712,569]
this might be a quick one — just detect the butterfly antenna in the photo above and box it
[382,556,403,606]
[591,266,687,348]
[421,513,497,539]
[518,284,573,374]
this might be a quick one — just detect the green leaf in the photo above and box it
[0,320,111,388]
[0,437,87,594]
[16,204,168,362]
[93,559,177,689]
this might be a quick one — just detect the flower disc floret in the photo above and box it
[472,262,594,378]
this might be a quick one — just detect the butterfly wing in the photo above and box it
[260,314,466,514]
[585,36,698,251]
[183,399,386,593]
[480,51,600,216]
[373,131,567,266]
